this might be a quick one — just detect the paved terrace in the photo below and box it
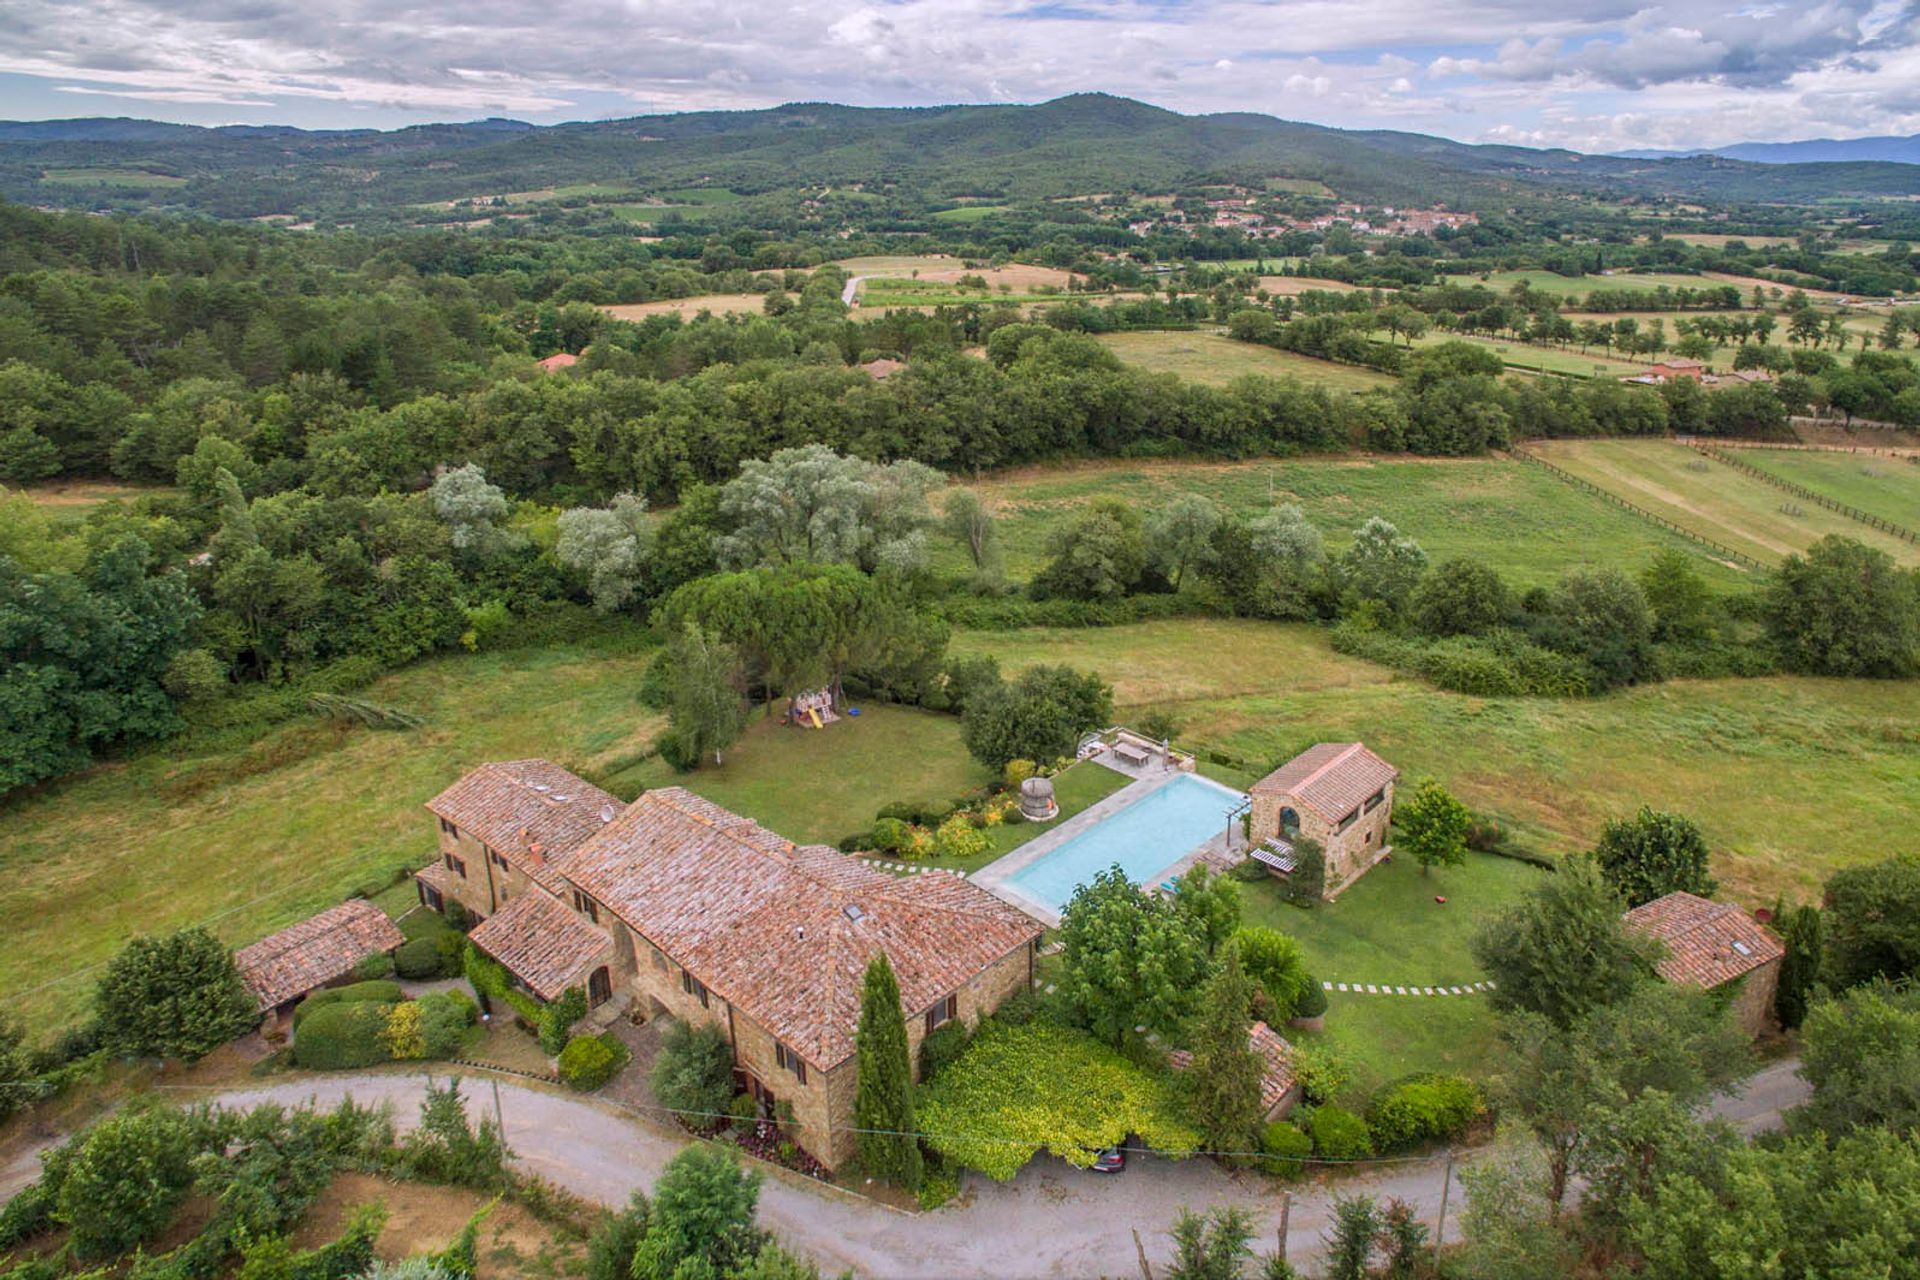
[972,756,1248,927]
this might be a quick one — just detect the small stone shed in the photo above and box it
[235,899,405,1023]
[1623,891,1785,1039]
[1169,1020,1302,1120]
[1248,743,1398,899]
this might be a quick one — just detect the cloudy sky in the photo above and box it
[1,0,1917,152]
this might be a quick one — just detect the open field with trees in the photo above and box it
[954,618,1920,901]
[1093,330,1397,391]
[939,455,1748,587]
[1529,438,1920,566]
[0,639,659,1036]
[1445,269,1724,297]
[1736,447,1920,525]
[1405,328,1650,376]
[599,293,769,320]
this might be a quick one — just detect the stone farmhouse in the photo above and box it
[1247,743,1399,899]
[1623,890,1785,1039]
[418,760,1043,1168]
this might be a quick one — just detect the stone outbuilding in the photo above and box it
[1169,1020,1302,1120]
[1248,743,1398,899]
[235,899,405,1023]
[1623,891,1785,1038]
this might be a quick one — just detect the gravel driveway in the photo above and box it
[191,1058,1806,1279]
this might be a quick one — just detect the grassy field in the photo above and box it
[1445,270,1723,298]
[939,455,1747,588]
[1736,448,1920,528]
[657,187,741,205]
[0,641,662,1038]
[1528,438,1920,567]
[1405,329,1648,377]
[957,618,1920,903]
[620,703,989,846]
[608,204,697,225]
[600,293,768,321]
[1241,855,1543,1096]
[22,480,175,530]
[1095,331,1397,392]
[39,168,187,188]
[932,204,1012,222]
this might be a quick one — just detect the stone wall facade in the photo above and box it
[1249,779,1394,898]
[1726,956,1781,1040]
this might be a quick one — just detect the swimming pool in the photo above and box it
[1003,772,1247,914]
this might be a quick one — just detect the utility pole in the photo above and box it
[1434,1148,1456,1255]
[1277,1190,1292,1263]
[492,1077,507,1141]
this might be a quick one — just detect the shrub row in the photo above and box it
[1330,623,1592,697]
[558,1033,630,1091]
[292,990,477,1069]
[1365,1074,1486,1152]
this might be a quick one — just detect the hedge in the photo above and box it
[1259,1120,1313,1178]
[394,934,461,980]
[1366,1074,1486,1152]
[1306,1105,1374,1162]
[293,981,404,1026]
[558,1033,629,1091]
[294,1001,396,1070]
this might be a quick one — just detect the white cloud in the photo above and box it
[0,0,1915,149]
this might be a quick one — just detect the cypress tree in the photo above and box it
[854,951,922,1189]
[1774,904,1822,1030]
[1187,944,1265,1157]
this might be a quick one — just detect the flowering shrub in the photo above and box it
[918,1022,1199,1180]
[934,814,990,860]
[1003,759,1037,788]
[732,1119,829,1179]
[382,1002,426,1060]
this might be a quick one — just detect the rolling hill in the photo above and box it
[5,93,1919,220]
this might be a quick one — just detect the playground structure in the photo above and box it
[785,687,841,729]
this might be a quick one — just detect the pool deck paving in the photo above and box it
[971,758,1248,926]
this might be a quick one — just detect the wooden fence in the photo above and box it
[1510,448,1767,570]
[1680,442,1919,546]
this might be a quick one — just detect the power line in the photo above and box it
[156,1068,1455,1170]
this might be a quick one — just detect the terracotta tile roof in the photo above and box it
[425,760,620,892]
[235,900,405,1011]
[1168,1020,1298,1115]
[537,352,579,371]
[1250,743,1399,823]
[414,861,458,897]
[564,787,1042,1069]
[1623,892,1784,989]
[469,891,613,1001]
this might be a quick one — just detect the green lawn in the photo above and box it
[1736,449,1920,531]
[941,454,1747,589]
[952,761,1133,874]
[1096,331,1397,393]
[0,640,662,1039]
[958,619,1920,903]
[1530,439,1920,567]
[620,703,990,847]
[1292,990,1504,1103]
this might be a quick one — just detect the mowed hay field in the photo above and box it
[940,455,1747,588]
[1737,448,1920,527]
[600,294,769,321]
[0,642,662,1037]
[1445,270,1724,297]
[1095,331,1397,392]
[955,619,1920,902]
[1405,329,1648,377]
[1528,439,1920,567]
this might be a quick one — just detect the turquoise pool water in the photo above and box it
[1004,772,1247,913]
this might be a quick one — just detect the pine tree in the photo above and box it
[1186,945,1264,1156]
[854,952,922,1189]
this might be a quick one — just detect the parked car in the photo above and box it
[1089,1145,1126,1173]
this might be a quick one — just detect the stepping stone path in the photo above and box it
[1319,980,1497,996]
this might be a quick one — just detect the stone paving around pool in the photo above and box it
[969,760,1243,926]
